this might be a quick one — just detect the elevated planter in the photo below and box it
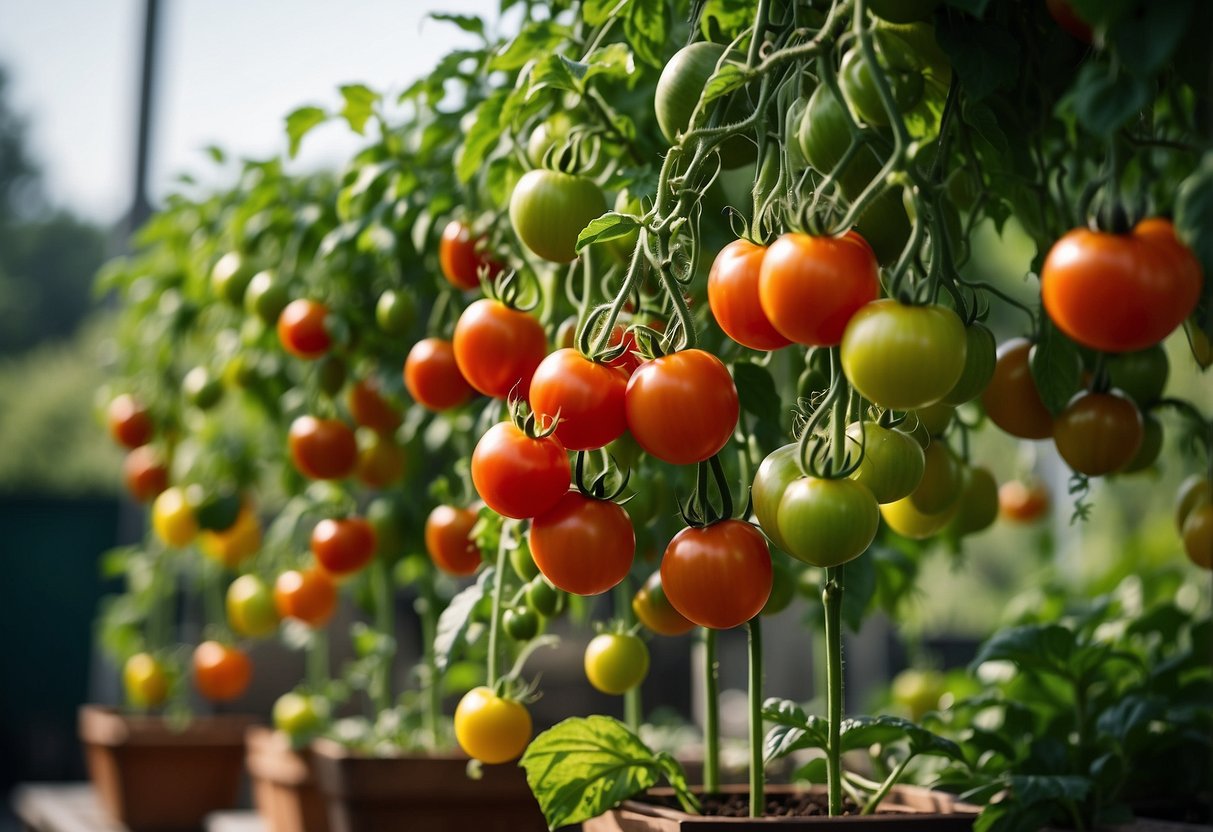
[584,785,979,831]
[310,739,547,832]
[79,704,254,832]
[247,725,330,832]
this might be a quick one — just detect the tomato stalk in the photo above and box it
[613,578,643,733]
[823,566,845,815]
[701,627,720,793]
[369,555,395,715]
[417,573,443,750]
[306,628,329,693]
[747,617,764,818]
[486,521,513,688]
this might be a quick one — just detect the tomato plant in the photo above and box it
[708,240,790,351]
[509,169,607,263]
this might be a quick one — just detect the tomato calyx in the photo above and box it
[678,454,743,529]
[572,449,630,502]
[506,397,561,442]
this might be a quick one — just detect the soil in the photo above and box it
[644,791,878,818]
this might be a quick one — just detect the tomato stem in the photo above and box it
[747,617,764,818]
[823,566,845,816]
[370,555,395,715]
[306,628,329,693]
[486,524,512,689]
[418,572,443,750]
[615,578,643,733]
[702,627,720,793]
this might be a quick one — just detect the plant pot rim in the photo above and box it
[79,703,258,747]
[309,737,473,763]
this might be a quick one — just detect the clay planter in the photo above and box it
[310,739,547,832]
[584,784,979,831]
[79,704,255,831]
[246,725,330,832]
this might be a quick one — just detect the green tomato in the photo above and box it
[510,539,541,581]
[890,668,945,720]
[211,252,255,305]
[909,441,963,515]
[504,607,540,641]
[654,42,755,169]
[509,169,606,263]
[1107,345,1169,406]
[273,692,326,740]
[847,422,925,504]
[946,466,999,536]
[376,289,416,335]
[1119,414,1163,474]
[316,355,347,397]
[760,556,796,616]
[839,47,924,127]
[244,270,289,324]
[942,323,997,405]
[226,574,279,638]
[526,576,564,618]
[752,443,803,552]
[183,366,224,410]
[584,632,650,695]
[913,402,955,437]
[777,477,880,568]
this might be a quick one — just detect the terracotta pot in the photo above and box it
[246,725,330,832]
[79,704,255,832]
[310,739,547,832]
[583,784,979,830]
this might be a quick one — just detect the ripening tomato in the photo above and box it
[471,422,570,519]
[1119,414,1163,474]
[632,571,695,636]
[274,567,338,626]
[758,232,880,347]
[584,633,649,695]
[946,466,1000,537]
[124,653,168,709]
[752,443,803,552]
[625,349,739,465]
[193,641,252,702]
[273,692,327,740]
[841,301,967,409]
[440,220,503,290]
[199,502,261,568]
[453,299,547,399]
[226,574,280,638]
[1053,391,1143,476]
[509,169,607,263]
[108,393,153,449]
[942,323,997,405]
[529,492,635,595]
[1175,475,1212,531]
[999,480,1050,523]
[880,494,958,540]
[123,445,168,502]
[910,441,963,515]
[348,378,402,435]
[529,349,628,451]
[981,339,1055,440]
[277,299,332,359]
[355,432,406,488]
[152,486,199,547]
[454,687,532,764]
[777,477,880,568]
[1041,219,1202,353]
[1046,0,1092,42]
[1182,503,1213,570]
[708,240,791,351]
[661,520,772,630]
[311,517,377,577]
[846,422,925,504]
[425,504,482,576]
[288,416,358,480]
[404,337,475,411]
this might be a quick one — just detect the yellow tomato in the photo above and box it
[1182,503,1213,570]
[152,486,199,547]
[454,687,532,764]
[199,503,261,568]
[123,652,168,709]
[880,494,959,540]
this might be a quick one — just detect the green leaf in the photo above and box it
[455,89,509,183]
[583,0,621,26]
[1010,774,1091,806]
[963,101,1009,157]
[1029,323,1082,416]
[624,0,669,68]
[763,719,830,764]
[1175,156,1213,319]
[935,16,1019,101]
[1065,61,1153,137]
[837,714,966,759]
[792,756,828,784]
[433,568,493,673]
[529,55,585,96]
[577,213,639,251]
[429,12,485,37]
[942,0,991,14]
[732,362,783,427]
[338,84,380,135]
[761,697,808,726]
[970,624,1076,676]
[491,21,573,71]
[702,64,749,104]
[519,715,666,829]
[701,0,757,41]
[285,106,328,158]
[583,43,637,86]
[1109,0,1194,77]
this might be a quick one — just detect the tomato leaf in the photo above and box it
[732,361,783,427]
[433,568,494,673]
[761,698,830,764]
[840,715,965,761]
[1107,0,1194,78]
[530,55,585,96]
[428,12,485,37]
[577,213,639,252]
[491,21,573,71]
[1029,323,1082,415]
[970,623,1076,677]
[624,0,670,68]
[285,106,328,158]
[339,84,380,135]
[1064,60,1153,137]
[1010,774,1092,806]
[454,89,509,183]
[1175,155,1213,335]
[702,64,749,104]
[583,43,637,86]
[520,715,686,829]
[701,0,757,41]
[935,16,1019,101]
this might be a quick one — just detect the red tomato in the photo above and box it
[288,416,358,480]
[440,220,503,291]
[1041,220,1202,353]
[453,299,547,399]
[471,422,570,519]
[529,349,628,451]
[274,567,338,626]
[311,517,377,577]
[708,240,791,351]
[758,231,880,347]
[277,299,332,359]
[529,492,635,595]
[981,339,1054,440]
[404,337,475,411]
[347,378,402,435]
[108,394,154,449]
[999,480,1050,523]
[193,641,252,702]
[123,445,168,502]
[661,520,772,630]
[625,349,739,465]
[425,505,482,576]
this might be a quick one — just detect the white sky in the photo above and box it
[0,0,498,224]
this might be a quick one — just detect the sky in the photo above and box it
[0,0,499,225]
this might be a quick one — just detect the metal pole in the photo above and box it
[127,0,161,236]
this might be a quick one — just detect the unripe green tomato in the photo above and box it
[946,466,999,537]
[760,556,796,616]
[1119,414,1163,474]
[654,42,754,169]
[798,367,830,400]
[191,487,242,533]
[316,355,347,397]
[909,441,962,515]
[942,323,997,405]
[914,401,955,437]
[211,252,255,305]
[509,169,607,263]
[244,270,289,324]
[183,366,225,410]
[752,443,802,552]
[846,422,925,504]
[890,668,945,720]
[527,576,564,617]
[777,477,880,568]
[839,48,924,127]
[510,539,541,581]
[504,607,540,641]
[273,692,326,740]
[584,632,650,695]
[376,289,416,335]
[226,574,280,637]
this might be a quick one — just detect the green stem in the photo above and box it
[823,566,845,816]
[487,525,511,688]
[418,574,442,750]
[702,627,720,793]
[862,755,914,814]
[370,556,395,714]
[748,618,765,818]
[149,551,174,653]
[307,628,329,691]
[614,579,643,732]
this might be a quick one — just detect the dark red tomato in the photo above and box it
[123,445,168,502]
[404,338,475,411]
[708,240,791,351]
[274,567,337,626]
[981,339,1054,440]
[288,416,358,480]
[1046,0,1092,42]
[277,299,332,359]
[453,299,547,399]
[529,349,628,451]
[471,422,570,519]
[311,516,377,577]
[439,220,503,291]
[661,520,772,630]
[1053,391,1143,476]
[758,231,880,347]
[348,378,402,435]
[1041,219,1202,353]
[529,493,635,595]
[632,571,695,636]
[108,394,154,449]
[625,349,739,465]
[425,505,482,576]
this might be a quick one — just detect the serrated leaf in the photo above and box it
[285,106,328,158]
[936,16,1019,101]
[703,64,749,104]
[519,715,665,829]
[454,89,509,183]
[971,624,1076,676]
[491,21,573,71]
[1029,323,1082,415]
[732,362,782,426]
[339,84,380,135]
[577,213,639,251]
[624,0,669,68]
[429,12,485,36]
[433,568,493,673]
